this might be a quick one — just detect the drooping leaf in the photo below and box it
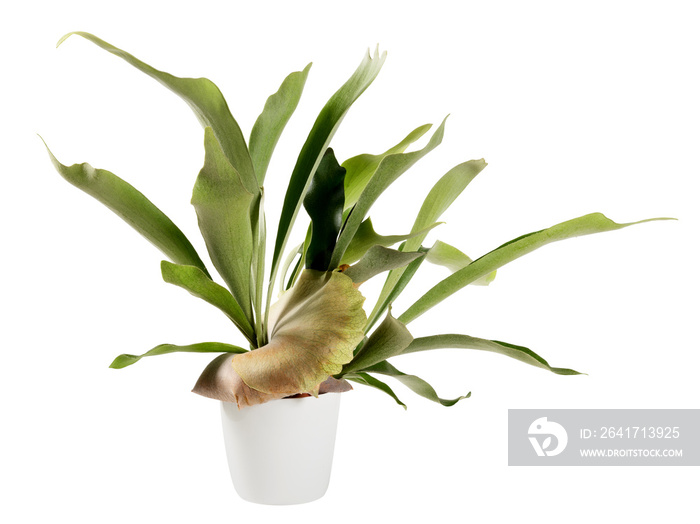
[250,63,312,185]
[161,261,256,345]
[342,308,413,374]
[340,218,441,265]
[44,141,209,275]
[343,124,432,210]
[343,245,424,285]
[194,270,366,407]
[192,127,254,322]
[370,158,486,323]
[363,361,470,407]
[267,48,386,321]
[330,118,448,269]
[345,372,407,409]
[303,148,346,270]
[110,342,248,369]
[399,213,674,325]
[58,32,258,195]
[425,240,496,285]
[401,334,581,375]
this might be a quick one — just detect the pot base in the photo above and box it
[220,392,342,505]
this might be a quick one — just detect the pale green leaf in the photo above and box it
[250,64,312,185]
[343,124,432,210]
[402,334,581,375]
[399,213,674,324]
[425,240,496,285]
[44,141,208,275]
[340,218,441,265]
[370,159,486,323]
[343,246,424,284]
[192,127,254,322]
[58,32,259,195]
[110,342,247,369]
[330,118,448,269]
[161,261,255,345]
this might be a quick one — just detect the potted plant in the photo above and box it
[45,32,670,505]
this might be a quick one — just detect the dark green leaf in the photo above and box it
[303,148,346,270]
[161,261,256,345]
[44,140,208,275]
[250,64,312,185]
[402,334,581,375]
[110,342,247,369]
[58,32,259,195]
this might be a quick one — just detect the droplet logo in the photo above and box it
[528,417,568,457]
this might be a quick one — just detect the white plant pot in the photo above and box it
[220,392,342,505]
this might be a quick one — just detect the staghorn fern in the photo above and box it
[45,32,671,409]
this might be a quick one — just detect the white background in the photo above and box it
[2,1,698,522]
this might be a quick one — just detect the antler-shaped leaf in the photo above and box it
[161,261,255,345]
[44,142,209,274]
[343,123,432,210]
[58,32,259,195]
[250,63,312,185]
[399,213,674,324]
[369,158,486,325]
[401,334,581,375]
[329,118,449,269]
[111,342,247,369]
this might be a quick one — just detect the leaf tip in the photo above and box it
[56,32,76,48]
[109,354,137,369]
